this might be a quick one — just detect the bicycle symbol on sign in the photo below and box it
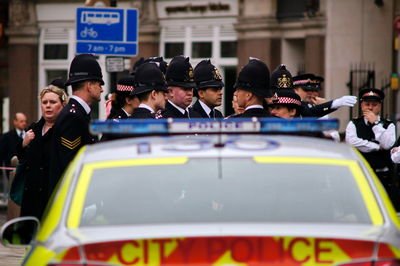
[80,27,98,38]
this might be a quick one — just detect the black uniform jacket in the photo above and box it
[191,100,224,119]
[131,108,155,119]
[233,107,271,118]
[101,108,130,142]
[49,98,96,195]
[0,128,21,170]
[107,108,129,120]
[352,117,393,171]
[17,118,52,220]
[161,101,202,118]
[300,100,336,117]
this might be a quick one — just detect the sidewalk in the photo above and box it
[0,206,25,266]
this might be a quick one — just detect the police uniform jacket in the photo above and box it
[161,101,201,118]
[49,97,96,195]
[345,116,395,171]
[300,100,336,117]
[131,107,156,119]
[107,108,130,120]
[17,118,52,220]
[101,108,130,142]
[234,105,271,118]
[191,99,223,119]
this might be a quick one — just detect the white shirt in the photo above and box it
[168,100,189,115]
[391,148,400,163]
[245,104,263,111]
[16,129,25,139]
[70,95,91,115]
[199,100,212,117]
[345,117,396,153]
[138,103,154,113]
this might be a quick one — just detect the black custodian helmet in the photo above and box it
[270,64,293,92]
[131,62,168,96]
[165,56,196,89]
[65,54,104,86]
[234,58,271,98]
[194,59,224,90]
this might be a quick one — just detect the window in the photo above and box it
[277,0,319,20]
[44,44,68,60]
[46,70,68,86]
[164,43,184,58]
[192,42,212,58]
[221,41,237,58]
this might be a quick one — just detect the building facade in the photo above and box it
[0,0,397,131]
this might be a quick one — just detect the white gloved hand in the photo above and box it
[331,95,357,109]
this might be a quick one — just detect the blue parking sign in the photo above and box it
[76,7,138,56]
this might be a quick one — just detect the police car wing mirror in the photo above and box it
[0,217,40,247]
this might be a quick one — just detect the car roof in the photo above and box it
[81,134,361,163]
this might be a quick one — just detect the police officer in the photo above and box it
[269,90,302,119]
[144,56,168,75]
[162,56,201,118]
[192,59,224,119]
[231,58,271,118]
[345,88,396,194]
[131,63,168,119]
[49,53,104,196]
[107,76,139,119]
[293,73,357,117]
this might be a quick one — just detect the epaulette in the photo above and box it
[69,103,77,114]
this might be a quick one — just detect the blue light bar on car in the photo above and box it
[90,118,339,135]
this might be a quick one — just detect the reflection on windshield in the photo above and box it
[80,159,371,226]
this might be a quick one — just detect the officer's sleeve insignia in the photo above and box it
[61,136,81,150]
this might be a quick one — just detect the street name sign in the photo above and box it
[76,7,138,56]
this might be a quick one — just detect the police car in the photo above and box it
[1,118,400,265]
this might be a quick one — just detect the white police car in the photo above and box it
[2,118,400,265]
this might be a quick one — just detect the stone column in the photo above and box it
[130,0,160,65]
[235,0,279,70]
[6,0,39,126]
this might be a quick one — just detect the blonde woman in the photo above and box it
[16,85,67,220]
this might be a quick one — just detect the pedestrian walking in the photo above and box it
[17,86,67,220]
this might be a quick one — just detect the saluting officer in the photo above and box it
[192,59,224,119]
[231,58,271,118]
[162,56,201,118]
[345,88,396,192]
[130,62,169,119]
[48,54,104,196]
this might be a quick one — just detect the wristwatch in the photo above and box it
[373,120,380,126]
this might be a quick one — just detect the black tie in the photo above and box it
[209,110,214,118]
[19,131,23,139]
[183,110,189,118]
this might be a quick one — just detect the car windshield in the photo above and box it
[79,158,371,227]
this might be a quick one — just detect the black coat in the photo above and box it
[101,108,130,142]
[0,128,21,170]
[18,118,52,220]
[191,100,224,119]
[161,101,202,118]
[107,108,130,120]
[300,101,335,117]
[234,107,271,118]
[49,98,97,196]
[131,107,156,119]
